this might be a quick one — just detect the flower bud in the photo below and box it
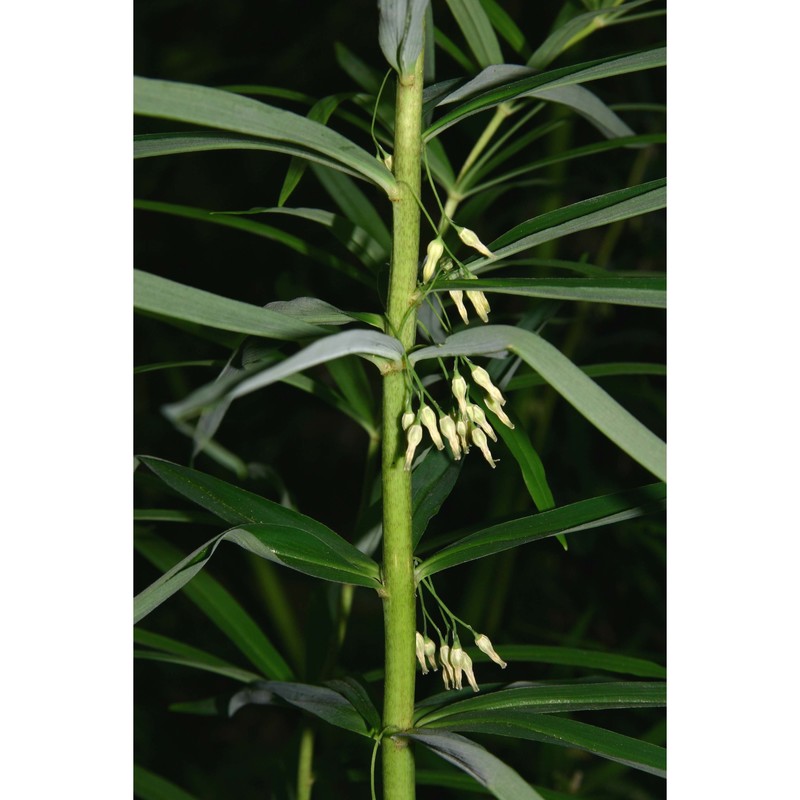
[383,153,393,172]
[415,631,428,674]
[470,366,506,406]
[404,423,423,471]
[485,396,514,429]
[451,374,469,416]
[439,415,461,460]
[423,636,438,672]
[466,290,490,323]
[474,633,507,669]
[449,290,469,325]
[471,428,497,468]
[419,404,445,450]
[401,411,415,431]
[461,650,480,692]
[467,404,497,441]
[422,238,445,283]
[457,226,493,258]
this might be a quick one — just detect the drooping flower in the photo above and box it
[460,650,480,692]
[474,633,508,669]
[439,415,461,460]
[423,636,438,672]
[471,428,497,468]
[451,374,469,416]
[449,289,469,324]
[404,423,423,471]
[449,642,466,690]
[422,238,445,282]
[456,418,469,452]
[401,411,415,431]
[467,404,497,442]
[485,396,514,429]
[419,404,445,450]
[466,290,490,323]
[415,631,428,674]
[470,366,506,407]
[439,644,454,690]
[457,226,493,258]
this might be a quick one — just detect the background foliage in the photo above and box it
[134,1,665,797]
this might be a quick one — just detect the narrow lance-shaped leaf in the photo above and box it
[411,326,666,481]
[164,329,403,421]
[434,276,666,309]
[135,457,382,621]
[378,0,431,76]
[134,627,263,683]
[134,519,381,624]
[420,713,666,778]
[415,682,666,725]
[439,65,635,140]
[415,482,665,578]
[134,199,371,285]
[228,681,371,736]
[405,730,546,800]
[528,0,656,70]
[444,0,504,69]
[468,180,666,271]
[469,644,666,679]
[134,270,326,341]
[134,765,198,800]
[425,47,665,139]
[278,93,353,206]
[134,535,293,680]
[134,77,398,197]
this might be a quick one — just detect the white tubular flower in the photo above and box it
[439,644,454,690]
[439,415,462,460]
[474,633,508,669]
[456,418,469,452]
[470,366,506,406]
[415,631,428,674]
[485,396,515,429]
[467,404,497,442]
[401,411,415,431]
[457,226,493,258]
[449,290,469,324]
[461,650,480,692]
[404,424,423,471]
[451,374,469,416]
[422,238,445,282]
[471,428,497,468]
[419,405,445,450]
[449,642,465,690]
[466,290,490,323]
[423,636,438,672]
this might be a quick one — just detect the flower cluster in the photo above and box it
[402,364,514,471]
[419,226,494,327]
[416,631,507,693]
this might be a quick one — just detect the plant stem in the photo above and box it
[381,53,424,800]
[296,726,315,800]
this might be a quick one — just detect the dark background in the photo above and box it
[134,2,666,798]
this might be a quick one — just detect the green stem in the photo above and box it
[380,53,424,800]
[296,726,315,800]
